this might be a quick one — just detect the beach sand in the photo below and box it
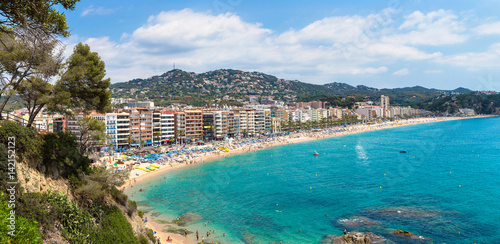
[120,116,489,244]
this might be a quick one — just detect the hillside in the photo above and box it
[110,69,473,107]
[415,93,500,115]
[0,121,156,244]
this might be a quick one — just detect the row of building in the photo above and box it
[354,95,428,120]
[4,95,435,149]
[6,106,357,149]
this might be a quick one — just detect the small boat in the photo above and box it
[400,150,407,153]
[313,151,319,156]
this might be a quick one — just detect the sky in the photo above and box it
[60,0,500,91]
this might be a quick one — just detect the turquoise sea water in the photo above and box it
[128,117,500,243]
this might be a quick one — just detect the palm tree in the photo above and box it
[178,129,185,145]
[126,136,134,149]
[208,124,215,140]
[109,143,114,153]
[140,140,145,148]
[153,131,161,144]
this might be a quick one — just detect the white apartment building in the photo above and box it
[105,113,118,146]
[116,112,130,148]
[264,109,272,132]
[254,109,266,133]
[213,110,229,138]
[160,112,175,142]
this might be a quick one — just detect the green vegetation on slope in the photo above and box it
[0,192,43,244]
[0,121,146,243]
[415,93,500,114]
[110,68,473,107]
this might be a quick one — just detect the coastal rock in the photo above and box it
[16,159,73,200]
[321,232,391,244]
[394,230,412,236]
[172,212,202,226]
[391,229,430,242]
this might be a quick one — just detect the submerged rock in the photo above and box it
[391,229,430,242]
[364,207,441,220]
[336,217,383,228]
[320,232,390,244]
[394,230,413,236]
[172,212,202,226]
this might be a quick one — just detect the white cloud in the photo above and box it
[81,5,115,17]
[475,21,500,35]
[424,70,442,74]
[434,43,500,69]
[363,43,442,60]
[66,8,496,85]
[69,9,406,82]
[382,9,468,45]
[393,68,409,76]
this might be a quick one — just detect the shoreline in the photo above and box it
[121,115,493,244]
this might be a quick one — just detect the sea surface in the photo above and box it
[127,117,500,244]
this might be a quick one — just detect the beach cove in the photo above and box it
[123,116,499,243]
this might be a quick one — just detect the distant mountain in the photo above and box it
[453,87,473,94]
[110,69,473,107]
[386,86,439,92]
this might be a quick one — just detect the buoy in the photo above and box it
[380,186,382,189]
[316,174,317,176]
[459,185,461,188]
[384,174,386,176]
[310,187,312,190]
[450,171,452,174]
[267,173,269,176]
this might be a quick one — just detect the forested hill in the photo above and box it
[415,93,500,114]
[110,69,473,107]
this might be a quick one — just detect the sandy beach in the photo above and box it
[118,115,489,244]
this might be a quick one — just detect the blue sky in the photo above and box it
[61,0,500,91]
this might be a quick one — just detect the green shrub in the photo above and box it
[127,200,137,217]
[18,191,92,244]
[46,192,92,244]
[0,121,43,161]
[0,192,43,244]
[17,192,58,236]
[90,206,139,244]
[138,234,149,244]
[138,210,144,219]
[146,228,156,243]
[109,186,128,206]
[0,144,9,189]
[41,132,91,178]
[73,179,106,206]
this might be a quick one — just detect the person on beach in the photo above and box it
[344,229,347,235]
[196,230,199,240]
[184,229,187,236]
